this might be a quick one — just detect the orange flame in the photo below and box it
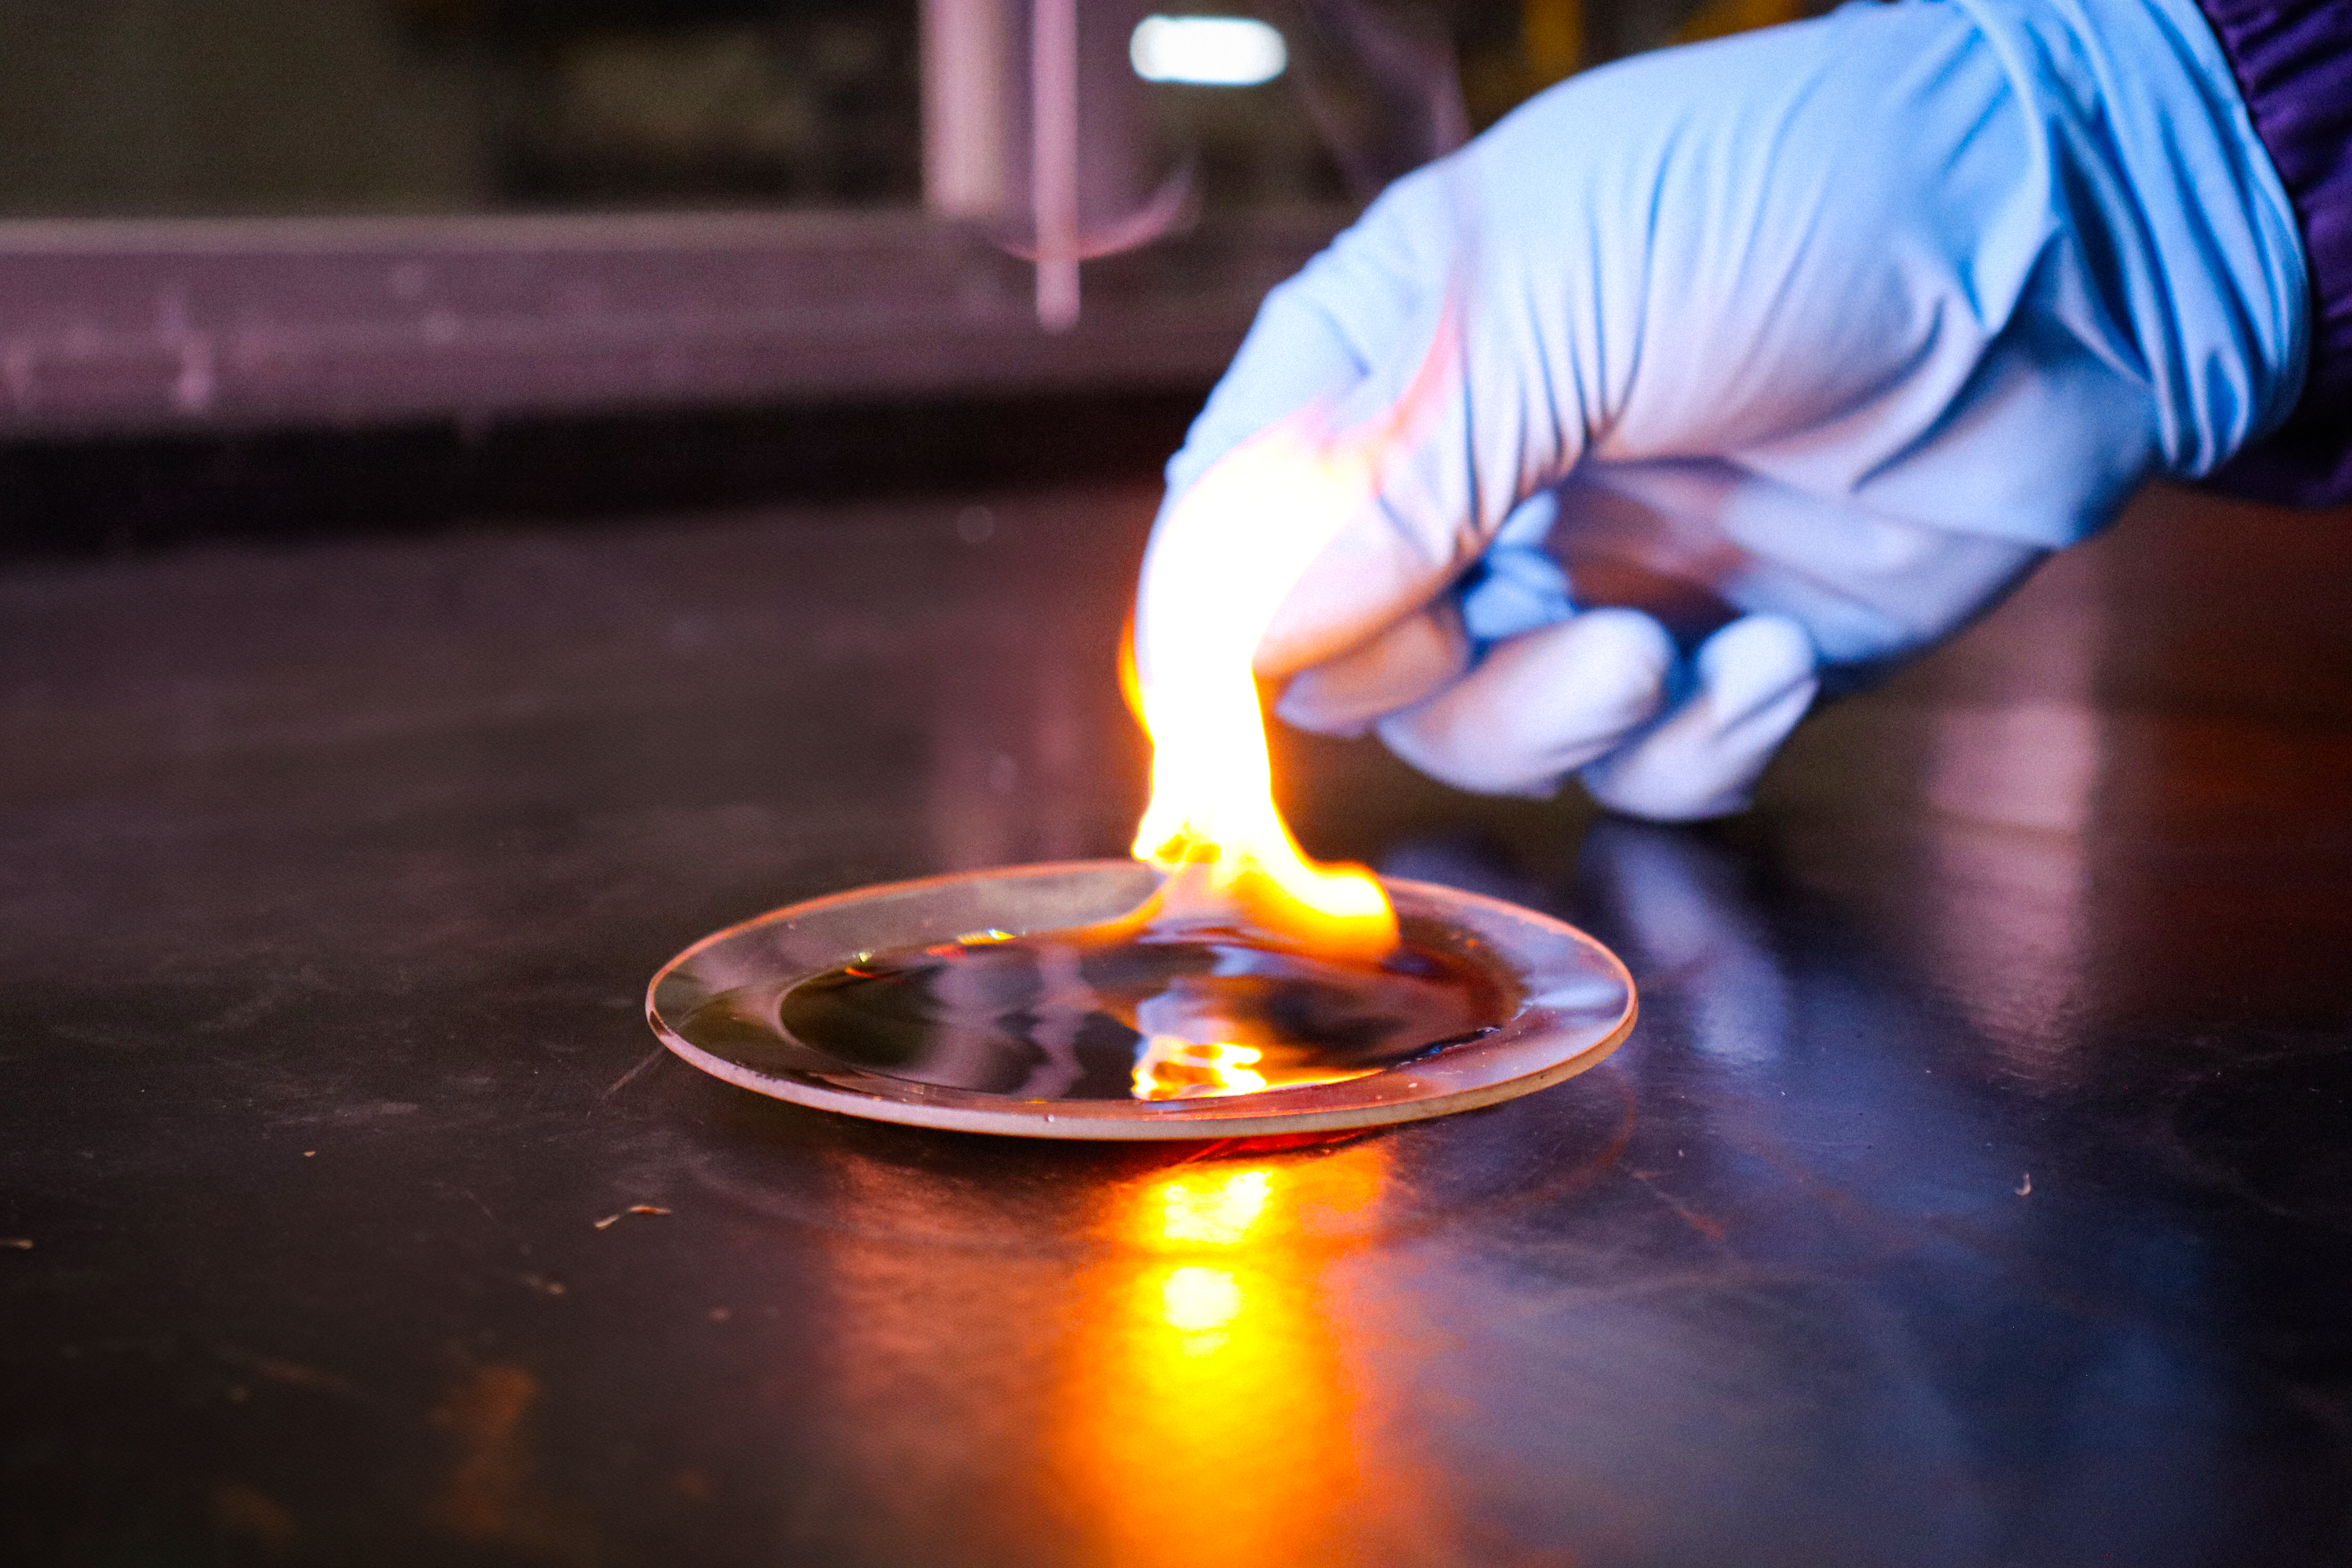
[1127,415,1396,956]
[1127,434,1419,955]
[1116,312,1458,1098]
[1119,421,1399,1099]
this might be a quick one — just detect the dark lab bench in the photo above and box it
[3,478,2347,1566]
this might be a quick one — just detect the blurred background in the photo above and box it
[0,0,1804,217]
[0,0,1819,553]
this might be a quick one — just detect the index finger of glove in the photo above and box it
[1162,174,1453,504]
[1155,169,1539,682]
[1248,152,1613,677]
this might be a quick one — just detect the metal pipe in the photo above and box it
[1030,0,1081,331]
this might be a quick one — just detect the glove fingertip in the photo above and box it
[1693,614,1817,711]
[1375,607,1677,797]
[1581,614,1820,822]
[1274,604,1468,737]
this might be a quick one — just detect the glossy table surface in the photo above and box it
[4,481,2348,1566]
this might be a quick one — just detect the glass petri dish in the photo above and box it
[646,860,1635,1140]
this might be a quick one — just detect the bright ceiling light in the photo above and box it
[1129,15,1288,87]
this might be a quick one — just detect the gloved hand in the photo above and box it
[1141,0,2307,820]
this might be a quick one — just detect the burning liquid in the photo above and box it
[780,917,1508,1102]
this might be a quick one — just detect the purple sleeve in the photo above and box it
[2194,0,2352,506]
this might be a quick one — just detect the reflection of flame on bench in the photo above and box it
[1050,1145,1413,1566]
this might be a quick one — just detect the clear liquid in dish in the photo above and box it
[779,920,1510,1103]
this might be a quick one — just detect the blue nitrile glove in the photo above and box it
[1144,0,2307,820]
